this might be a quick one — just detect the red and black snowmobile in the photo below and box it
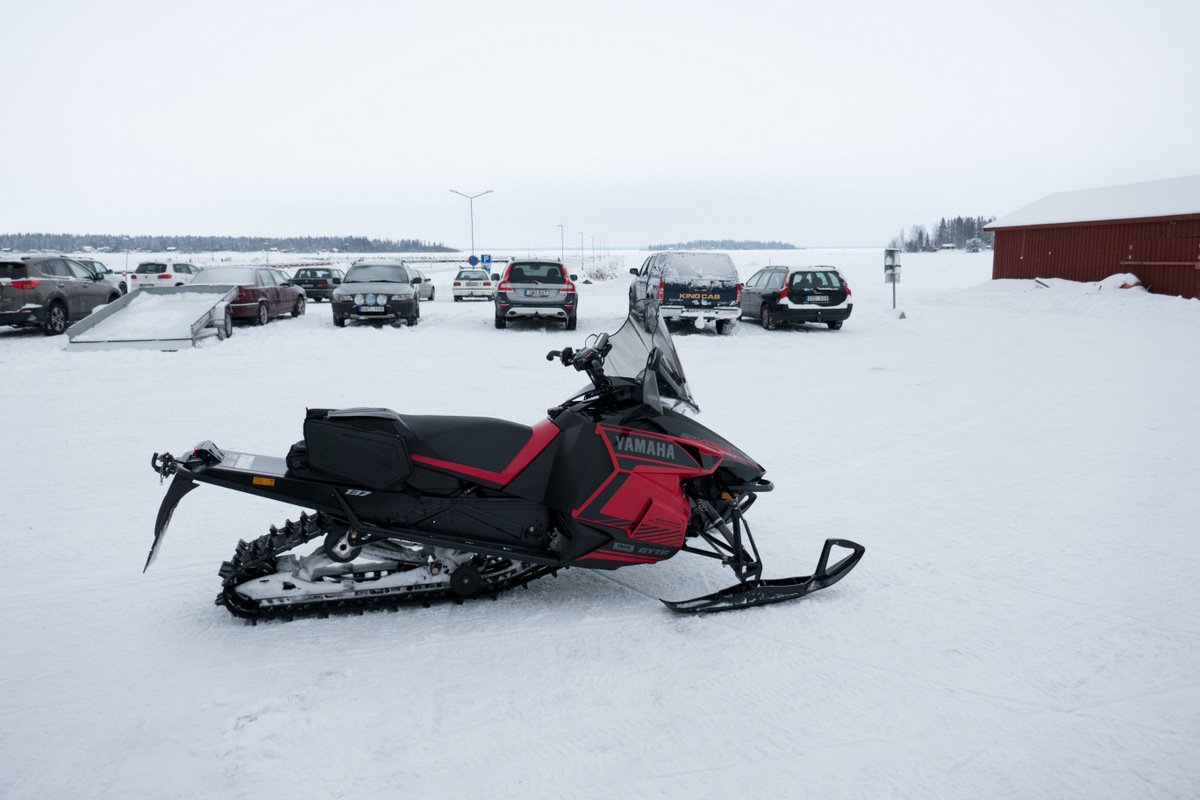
[146,300,864,620]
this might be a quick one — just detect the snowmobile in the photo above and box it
[146,300,864,621]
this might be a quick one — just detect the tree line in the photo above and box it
[888,216,996,253]
[648,239,797,251]
[0,233,456,254]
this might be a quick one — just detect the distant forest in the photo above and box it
[0,233,456,254]
[888,216,996,253]
[648,239,797,251]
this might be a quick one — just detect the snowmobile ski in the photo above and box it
[661,538,865,613]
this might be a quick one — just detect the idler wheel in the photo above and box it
[324,530,362,563]
[450,563,483,597]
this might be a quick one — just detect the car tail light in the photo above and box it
[157,273,172,280]
[483,281,492,287]
[735,282,742,304]
[453,281,461,286]
[237,287,254,303]
[11,278,41,289]
[497,280,512,293]
[844,280,852,297]
[562,269,576,293]
[656,280,665,301]
[779,275,792,303]
[317,282,329,289]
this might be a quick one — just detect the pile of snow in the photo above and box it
[943,273,1197,321]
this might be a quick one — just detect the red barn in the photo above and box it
[986,175,1200,299]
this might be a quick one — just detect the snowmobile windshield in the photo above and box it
[600,299,698,414]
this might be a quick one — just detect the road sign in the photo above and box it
[481,254,492,264]
[467,255,479,266]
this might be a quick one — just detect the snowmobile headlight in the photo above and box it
[354,294,365,305]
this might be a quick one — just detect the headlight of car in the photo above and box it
[378,295,389,304]
[355,294,365,305]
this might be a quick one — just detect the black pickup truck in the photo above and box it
[628,252,742,334]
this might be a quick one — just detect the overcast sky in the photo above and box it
[2,0,1198,249]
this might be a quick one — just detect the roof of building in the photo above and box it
[987,175,1200,229]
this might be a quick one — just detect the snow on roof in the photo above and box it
[987,175,1200,229]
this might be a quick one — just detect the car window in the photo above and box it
[257,270,277,287]
[765,271,785,291]
[506,263,565,284]
[44,259,71,277]
[789,270,842,289]
[65,260,94,279]
[659,253,738,281]
[297,269,331,278]
[455,269,488,281]
[136,263,167,274]
[639,257,652,276]
[745,271,764,289]
[0,263,29,279]
[345,264,410,283]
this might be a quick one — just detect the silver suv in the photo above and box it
[0,256,123,335]
[492,260,578,329]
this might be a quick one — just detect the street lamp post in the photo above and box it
[579,232,586,268]
[557,224,564,262]
[449,189,493,256]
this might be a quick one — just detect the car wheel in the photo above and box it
[334,314,346,327]
[454,295,462,302]
[494,310,507,329]
[407,307,419,326]
[108,293,121,304]
[292,296,306,317]
[759,304,776,331]
[119,282,128,295]
[716,319,735,335]
[220,307,233,339]
[43,302,68,336]
[827,320,843,330]
[565,313,577,331]
[430,287,436,301]
[255,303,268,326]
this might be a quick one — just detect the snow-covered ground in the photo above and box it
[2,249,1197,799]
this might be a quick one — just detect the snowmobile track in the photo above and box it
[216,512,554,623]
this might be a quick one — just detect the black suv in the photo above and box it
[0,256,122,335]
[292,267,345,301]
[492,260,578,329]
[629,251,741,334]
[739,265,853,330]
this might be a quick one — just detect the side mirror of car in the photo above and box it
[569,274,578,282]
[411,278,421,286]
[332,277,341,284]
[629,268,639,276]
[491,273,500,282]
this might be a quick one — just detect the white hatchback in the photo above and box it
[129,261,201,290]
[451,268,494,301]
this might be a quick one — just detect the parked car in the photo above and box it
[129,261,200,291]
[73,257,127,294]
[191,265,306,325]
[452,268,494,301]
[411,269,435,301]
[492,259,578,329]
[291,267,345,302]
[628,251,741,334]
[740,265,853,330]
[330,261,420,327]
[0,256,122,335]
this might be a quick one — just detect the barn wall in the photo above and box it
[990,215,1200,298]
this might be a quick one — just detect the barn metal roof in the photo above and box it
[987,175,1200,229]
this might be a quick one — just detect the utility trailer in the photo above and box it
[67,285,236,351]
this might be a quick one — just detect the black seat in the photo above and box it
[399,414,533,474]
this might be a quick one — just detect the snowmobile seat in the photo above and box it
[398,414,535,476]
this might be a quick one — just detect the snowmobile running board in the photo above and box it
[661,538,865,613]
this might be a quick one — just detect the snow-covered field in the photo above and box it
[2,249,1197,799]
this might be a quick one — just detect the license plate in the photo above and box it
[467,282,480,286]
[806,295,829,303]
[359,305,385,312]
[526,289,549,297]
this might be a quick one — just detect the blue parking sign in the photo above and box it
[481,254,492,264]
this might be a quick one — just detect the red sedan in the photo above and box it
[191,266,306,325]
